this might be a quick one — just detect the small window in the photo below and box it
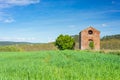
[88,30,93,35]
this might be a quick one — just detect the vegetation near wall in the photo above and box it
[89,41,94,49]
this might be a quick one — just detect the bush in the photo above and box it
[89,41,94,49]
[55,34,75,50]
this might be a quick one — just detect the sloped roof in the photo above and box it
[80,26,100,33]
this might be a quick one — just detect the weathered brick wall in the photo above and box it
[79,27,100,50]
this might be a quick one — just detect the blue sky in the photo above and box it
[0,0,120,43]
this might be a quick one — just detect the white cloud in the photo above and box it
[0,12,15,23]
[0,3,10,8]
[0,0,40,23]
[0,37,37,42]
[112,1,115,4]
[47,37,55,43]
[0,0,40,8]
[3,18,15,23]
[102,24,107,27]
[68,25,76,28]
[109,10,120,13]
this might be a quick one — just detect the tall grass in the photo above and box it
[101,39,120,50]
[0,50,120,80]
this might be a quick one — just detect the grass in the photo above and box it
[0,50,120,80]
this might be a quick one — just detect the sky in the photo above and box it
[0,0,120,43]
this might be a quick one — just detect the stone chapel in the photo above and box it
[79,27,100,50]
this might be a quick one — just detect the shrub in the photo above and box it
[55,34,75,50]
[89,41,94,49]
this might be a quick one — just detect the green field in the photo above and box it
[0,50,120,80]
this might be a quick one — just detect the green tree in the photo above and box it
[55,34,75,50]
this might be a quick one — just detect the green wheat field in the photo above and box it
[0,50,120,80]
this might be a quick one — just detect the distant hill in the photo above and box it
[101,34,120,40]
[0,41,32,46]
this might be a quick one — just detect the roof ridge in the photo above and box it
[80,26,100,32]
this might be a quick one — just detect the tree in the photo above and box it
[55,34,75,50]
